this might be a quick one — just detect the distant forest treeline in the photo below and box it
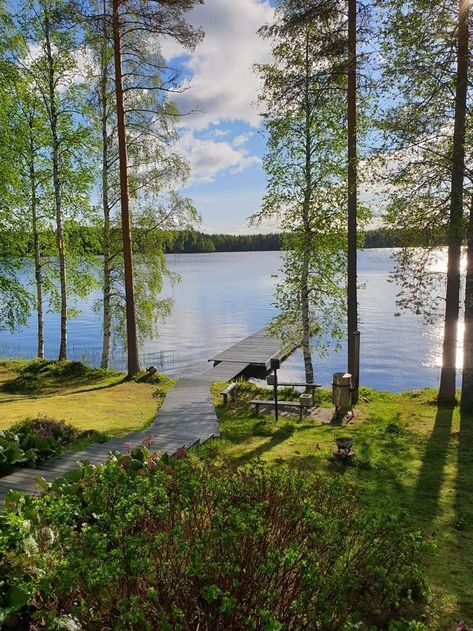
[170,228,451,251]
[168,228,422,252]
[0,225,447,257]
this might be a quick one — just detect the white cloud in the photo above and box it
[178,131,261,184]
[232,132,253,147]
[162,0,274,130]
[209,128,230,139]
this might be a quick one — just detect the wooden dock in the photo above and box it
[209,327,288,369]
[0,327,290,507]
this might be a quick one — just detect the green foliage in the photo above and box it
[0,417,105,474]
[374,0,465,322]
[0,454,427,629]
[9,0,100,352]
[0,15,35,332]
[252,0,370,373]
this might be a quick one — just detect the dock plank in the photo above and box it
[209,328,286,366]
[0,329,294,509]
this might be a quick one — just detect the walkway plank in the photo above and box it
[0,328,291,507]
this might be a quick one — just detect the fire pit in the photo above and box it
[334,437,354,457]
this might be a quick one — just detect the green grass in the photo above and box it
[0,359,175,438]
[205,381,473,628]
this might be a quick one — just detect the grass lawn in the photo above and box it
[0,359,175,438]
[206,382,473,629]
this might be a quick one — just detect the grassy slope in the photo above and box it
[207,382,473,628]
[0,360,175,438]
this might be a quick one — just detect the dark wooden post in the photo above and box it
[352,330,360,404]
[270,358,280,422]
[347,0,358,387]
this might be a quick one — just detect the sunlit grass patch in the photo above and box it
[0,359,175,437]
[208,381,473,627]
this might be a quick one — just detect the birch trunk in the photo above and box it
[45,11,67,361]
[28,113,44,359]
[301,31,314,385]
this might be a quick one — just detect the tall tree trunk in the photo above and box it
[100,2,112,370]
[45,12,67,361]
[438,0,469,405]
[301,243,314,384]
[461,193,473,411]
[347,0,358,402]
[112,0,140,377]
[301,31,314,385]
[28,114,44,359]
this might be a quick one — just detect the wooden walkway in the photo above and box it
[0,328,285,507]
[210,327,288,368]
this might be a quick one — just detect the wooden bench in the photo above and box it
[220,382,237,406]
[266,376,322,391]
[249,394,313,422]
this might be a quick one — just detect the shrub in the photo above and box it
[0,451,428,630]
[0,418,105,475]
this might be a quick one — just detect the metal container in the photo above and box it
[334,437,354,457]
[332,372,352,408]
[335,437,353,450]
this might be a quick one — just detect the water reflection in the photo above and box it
[0,250,457,392]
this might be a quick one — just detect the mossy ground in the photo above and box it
[205,381,473,629]
[0,359,175,438]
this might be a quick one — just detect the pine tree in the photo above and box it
[109,0,202,377]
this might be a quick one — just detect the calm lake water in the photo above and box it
[0,249,450,392]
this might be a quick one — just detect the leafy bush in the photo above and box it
[0,451,428,629]
[0,418,105,475]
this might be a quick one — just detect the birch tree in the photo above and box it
[14,0,97,361]
[253,0,349,384]
[15,87,53,359]
[0,5,33,331]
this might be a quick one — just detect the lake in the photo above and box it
[0,249,451,392]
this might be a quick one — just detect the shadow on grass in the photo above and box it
[453,410,473,617]
[412,405,454,526]
[0,378,126,403]
[233,424,295,465]
[59,379,126,396]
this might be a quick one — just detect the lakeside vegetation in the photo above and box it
[0,0,472,627]
[0,450,427,630]
[0,359,174,437]
[206,382,473,627]
[0,374,471,627]
[0,225,447,257]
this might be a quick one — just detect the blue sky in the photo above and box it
[161,0,276,234]
[162,0,384,234]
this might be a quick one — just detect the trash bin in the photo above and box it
[332,372,352,409]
